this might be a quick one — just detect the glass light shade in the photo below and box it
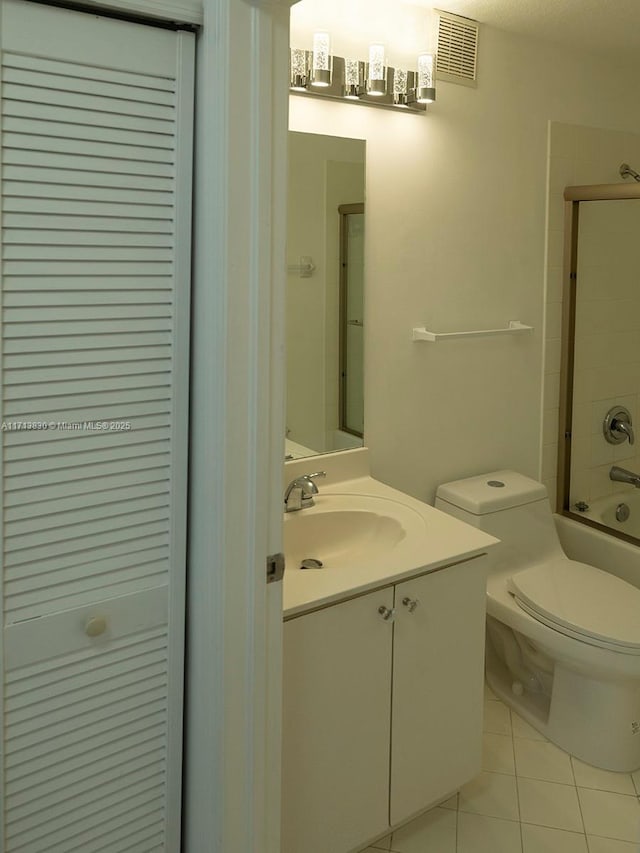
[311,31,332,87]
[416,52,436,103]
[290,49,309,90]
[393,68,408,95]
[344,59,363,99]
[393,68,408,105]
[367,43,386,96]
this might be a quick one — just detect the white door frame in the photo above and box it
[185,1,297,851]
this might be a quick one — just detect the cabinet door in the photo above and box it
[390,557,487,826]
[282,589,394,853]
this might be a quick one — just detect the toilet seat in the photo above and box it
[508,559,640,654]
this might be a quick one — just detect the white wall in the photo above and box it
[290,2,640,503]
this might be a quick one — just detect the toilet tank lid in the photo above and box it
[436,470,548,515]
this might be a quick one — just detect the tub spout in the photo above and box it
[610,465,640,488]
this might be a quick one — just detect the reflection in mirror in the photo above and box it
[563,195,640,544]
[286,132,365,459]
[339,204,364,438]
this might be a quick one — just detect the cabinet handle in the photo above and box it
[402,597,419,613]
[377,605,395,622]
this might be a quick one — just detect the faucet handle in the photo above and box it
[604,406,634,446]
[297,471,326,501]
[284,471,327,512]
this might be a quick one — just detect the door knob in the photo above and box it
[85,616,108,637]
[402,597,419,613]
[378,605,395,622]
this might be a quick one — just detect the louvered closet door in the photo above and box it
[0,2,194,851]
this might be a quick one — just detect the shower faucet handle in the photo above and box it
[604,406,634,446]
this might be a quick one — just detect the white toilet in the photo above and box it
[435,469,640,772]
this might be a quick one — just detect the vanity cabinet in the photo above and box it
[282,588,394,853]
[390,559,487,825]
[282,555,487,853]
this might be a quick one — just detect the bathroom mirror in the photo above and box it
[286,131,366,459]
[560,190,640,544]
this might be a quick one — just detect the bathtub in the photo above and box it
[580,490,640,536]
[555,505,640,591]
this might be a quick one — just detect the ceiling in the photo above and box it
[411,0,640,67]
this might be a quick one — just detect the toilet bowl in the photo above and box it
[435,469,640,772]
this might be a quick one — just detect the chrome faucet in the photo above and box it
[284,471,326,512]
[610,466,640,488]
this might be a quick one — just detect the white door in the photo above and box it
[0,1,194,850]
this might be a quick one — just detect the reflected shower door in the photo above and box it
[339,205,365,437]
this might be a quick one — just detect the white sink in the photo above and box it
[281,470,498,617]
[284,493,428,570]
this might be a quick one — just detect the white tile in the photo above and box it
[439,794,458,810]
[586,837,640,853]
[368,835,392,850]
[484,682,497,701]
[571,757,636,795]
[546,265,564,303]
[483,732,516,775]
[514,738,575,785]
[389,806,456,853]
[544,371,562,409]
[542,478,557,504]
[521,823,588,853]
[457,811,523,853]
[483,699,512,735]
[512,712,548,741]
[542,443,558,480]
[577,788,640,843]
[549,126,576,158]
[545,302,563,340]
[542,407,560,445]
[589,464,614,500]
[548,158,574,194]
[518,777,583,832]
[632,768,640,795]
[547,229,565,269]
[459,771,520,821]
[590,432,615,467]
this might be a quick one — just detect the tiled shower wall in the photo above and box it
[542,122,640,505]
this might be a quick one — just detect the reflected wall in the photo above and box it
[286,131,365,458]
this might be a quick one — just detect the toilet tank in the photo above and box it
[435,470,565,571]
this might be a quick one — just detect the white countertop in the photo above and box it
[283,474,498,618]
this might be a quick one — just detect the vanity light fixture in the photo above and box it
[416,51,436,103]
[310,31,332,87]
[366,43,387,96]
[344,58,364,99]
[290,48,309,91]
[393,67,409,106]
[289,43,427,114]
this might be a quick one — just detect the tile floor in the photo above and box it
[362,684,640,853]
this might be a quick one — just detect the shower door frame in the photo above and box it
[558,182,640,545]
[338,202,365,439]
